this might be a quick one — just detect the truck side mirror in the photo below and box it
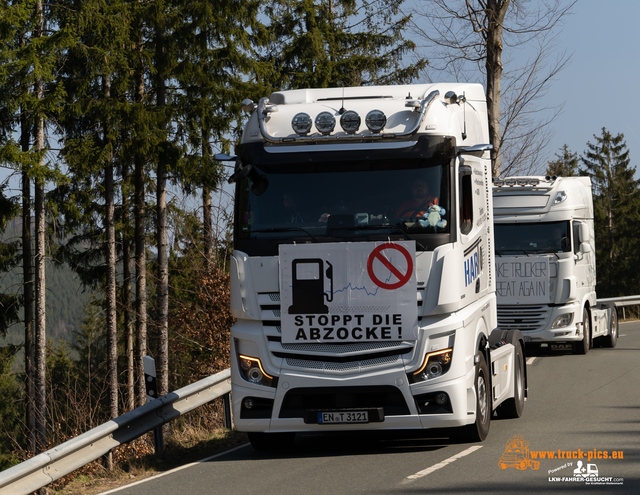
[580,242,592,254]
[579,223,590,243]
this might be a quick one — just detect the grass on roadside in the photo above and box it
[52,428,248,495]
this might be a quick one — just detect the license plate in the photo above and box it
[317,411,369,424]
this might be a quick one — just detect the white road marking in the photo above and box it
[401,445,483,484]
[526,357,536,365]
[98,443,250,494]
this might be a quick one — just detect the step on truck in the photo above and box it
[493,176,618,354]
[220,83,527,450]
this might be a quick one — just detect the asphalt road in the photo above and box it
[104,321,640,495]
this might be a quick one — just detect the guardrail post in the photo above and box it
[223,392,232,429]
[144,356,165,455]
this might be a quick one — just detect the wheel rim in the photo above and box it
[477,374,488,420]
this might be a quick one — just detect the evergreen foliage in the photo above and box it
[262,0,426,90]
[0,186,20,337]
[0,345,21,469]
[581,128,640,297]
[546,144,579,177]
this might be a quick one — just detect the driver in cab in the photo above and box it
[396,179,438,219]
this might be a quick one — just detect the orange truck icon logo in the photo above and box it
[499,436,540,470]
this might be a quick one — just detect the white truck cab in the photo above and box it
[223,84,527,449]
[493,176,618,354]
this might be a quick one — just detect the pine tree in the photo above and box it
[53,0,134,439]
[0,186,20,335]
[581,128,640,297]
[261,0,427,90]
[0,345,22,469]
[546,144,578,177]
[0,0,69,453]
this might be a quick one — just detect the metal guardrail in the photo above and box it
[597,295,640,320]
[0,368,231,495]
[597,295,640,308]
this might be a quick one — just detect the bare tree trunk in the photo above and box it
[104,73,117,471]
[21,144,35,455]
[203,187,212,271]
[19,23,35,455]
[122,166,135,412]
[33,0,46,453]
[202,131,212,272]
[157,163,168,398]
[134,39,147,407]
[485,0,509,178]
[135,157,147,408]
[155,24,169,400]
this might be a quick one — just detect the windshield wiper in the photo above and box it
[496,250,531,256]
[250,227,318,243]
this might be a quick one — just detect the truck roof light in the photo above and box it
[291,113,313,135]
[339,110,361,134]
[365,109,387,133]
[315,112,336,135]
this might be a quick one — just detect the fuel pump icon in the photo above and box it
[288,259,334,314]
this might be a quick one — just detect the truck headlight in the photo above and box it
[408,348,453,384]
[238,355,277,388]
[551,313,573,328]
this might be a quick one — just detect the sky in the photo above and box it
[544,0,640,170]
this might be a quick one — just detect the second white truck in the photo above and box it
[492,176,618,354]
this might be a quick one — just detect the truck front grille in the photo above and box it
[497,305,550,332]
[279,385,410,418]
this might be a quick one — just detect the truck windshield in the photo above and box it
[494,221,571,255]
[235,159,450,255]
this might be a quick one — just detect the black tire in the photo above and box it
[453,353,491,442]
[602,306,618,348]
[573,307,591,355]
[497,342,525,419]
[248,432,295,451]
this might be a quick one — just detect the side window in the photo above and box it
[459,165,473,235]
[572,222,581,255]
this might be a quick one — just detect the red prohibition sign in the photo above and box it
[367,243,413,290]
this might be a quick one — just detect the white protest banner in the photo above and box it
[495,256,550,304]
[279,241,418,343]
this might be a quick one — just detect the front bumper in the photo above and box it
[231,363,476,433]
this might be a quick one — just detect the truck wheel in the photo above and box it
[452,353,491,442]
[248,432,295,451]
[602,306,618,348]
[497,342,525,419]
[573,307,591,355]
